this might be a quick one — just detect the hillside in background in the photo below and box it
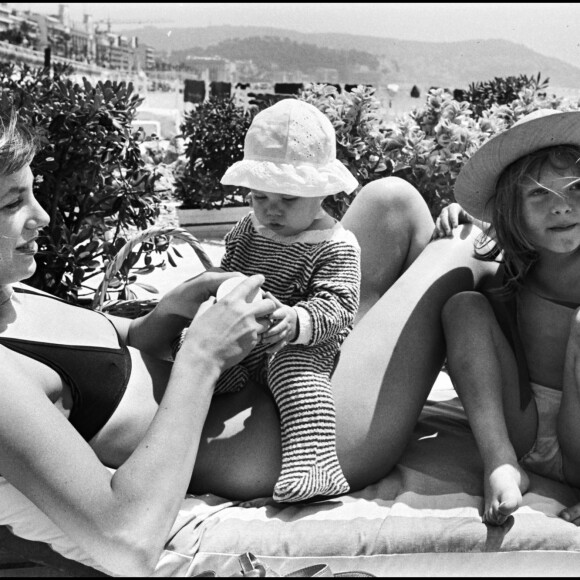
[122,25,580,89]
[171,36,380,80]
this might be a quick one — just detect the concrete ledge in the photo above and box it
[176,206,250,226]
[176,206,250,238]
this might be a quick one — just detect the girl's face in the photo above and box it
[520,162,580,254]
[250,190,325,237]
[0,165,49,286]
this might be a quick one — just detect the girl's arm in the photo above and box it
[0,275,274,576]
[432,202,490,238]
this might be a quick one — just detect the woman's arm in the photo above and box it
[0,275,275,576]
[110,269,245,360]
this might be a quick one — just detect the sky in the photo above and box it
[13,2,580,68]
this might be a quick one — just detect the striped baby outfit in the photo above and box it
[217,212,361,502]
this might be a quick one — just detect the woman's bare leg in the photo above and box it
[442,291,535,525]
[191,177,498,499]
[341,176,435,322]
[332,231,498,489]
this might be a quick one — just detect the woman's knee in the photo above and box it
[351,176,430,224]
[343,177,434,292]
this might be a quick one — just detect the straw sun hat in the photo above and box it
[454,108,580,221]
[221,98,358,198]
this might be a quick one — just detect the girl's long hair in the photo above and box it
[477,144,580,297]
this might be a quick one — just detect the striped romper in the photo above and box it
[217,212,361,502]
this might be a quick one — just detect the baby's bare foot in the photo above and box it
[483,463,530,526]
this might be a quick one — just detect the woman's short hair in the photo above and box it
[486,144,580,294]
[0,108,37,176]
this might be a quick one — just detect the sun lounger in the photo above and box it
[2,228,580,577]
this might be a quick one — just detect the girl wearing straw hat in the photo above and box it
[435,108,580,526]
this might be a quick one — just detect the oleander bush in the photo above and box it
[0,62,168,304]
[176,84,404,217]
[175,75,575,222]
[0,63,571,310]
[389,78,573,216]
[174,96,255,209]
[299,76,570,219]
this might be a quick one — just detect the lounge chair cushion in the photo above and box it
[1,392,580,576]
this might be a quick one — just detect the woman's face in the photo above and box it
[0,165,49,285]
[520,162,580,254]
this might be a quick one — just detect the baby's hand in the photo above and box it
[261,293,298,354]
[432,202,474,239]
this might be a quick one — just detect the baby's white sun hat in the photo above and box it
[221,98,359,198]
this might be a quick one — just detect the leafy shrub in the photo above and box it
[0,62,165,304]
[299,83,402,219]
[174,96,255,209]
[387,88,490,216]
[176,85,401,217]
[175,74,578,221]
[462,73,550,119]
[388,75,571,217]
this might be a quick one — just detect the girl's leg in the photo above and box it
[190,177,498,500]
[442,291,536,525]
[557,309,580,496]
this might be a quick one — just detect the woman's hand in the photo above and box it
[432,203,475,239]
[157,268,244,320]
[177,274,276,371]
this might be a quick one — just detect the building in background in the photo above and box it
[0,2,154,73]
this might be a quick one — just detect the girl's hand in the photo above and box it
[260,292,298,354]
[177,274,276,371]
[432,203,474,239]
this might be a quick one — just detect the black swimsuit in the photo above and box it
[0,286,132,441]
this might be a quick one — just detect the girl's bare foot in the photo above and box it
[483,463,530,525]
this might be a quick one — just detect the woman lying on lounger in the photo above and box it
[0,106,495,576]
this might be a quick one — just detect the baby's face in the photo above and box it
[250,190,325,237]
